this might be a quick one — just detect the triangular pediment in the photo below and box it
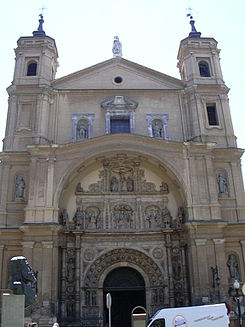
[52,58,184,90]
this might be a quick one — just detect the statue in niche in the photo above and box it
[127,176,134,192]
[73,206,85,228]
[160,181,169,194]
[145,206,161,228]
[152,120,163,138]
[91,290,97,305]
[85,207,100,229]
[172,258,181,280]
[85,290,90,306]
[217,171,229,197]
[60,209,69,227]
[110,176,119,192]
[76,182,84,193]
[67,258,75,282]
[77,122,88,140]
[119,172,127,191]
[176,206,185,227]
[113,205,133,229]
[15,175,26,200]
[162,207,172,228]
[227,254,240,279]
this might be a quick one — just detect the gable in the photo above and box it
[52,58,184,90]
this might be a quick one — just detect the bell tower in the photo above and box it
[177,16,236,147]
[12,14,58,86]
[4,15,58,150]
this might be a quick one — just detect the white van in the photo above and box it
[147,303,230,327]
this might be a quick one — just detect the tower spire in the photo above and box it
[187,13,201,38]
[33,14,46,36]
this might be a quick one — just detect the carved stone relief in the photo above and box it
[84,248,165,289]
[112,204,134,229]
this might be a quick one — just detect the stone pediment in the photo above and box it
[52,58,183,90]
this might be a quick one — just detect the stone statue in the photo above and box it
[60,209,69,227]
[8,256,37,307]
[73,207,85,228]
[162,207,172,228]
[160,181,169,194]
[127,176,134,192]
[77,124,88,140]
[110,176,119,192]
[76,182,84,193]
[227,254,240,279]
[15,175,26,200]
[112,36,122,58]
[217,172,229,197]
[152,120,163,138]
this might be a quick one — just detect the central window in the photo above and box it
[110,117,130,134]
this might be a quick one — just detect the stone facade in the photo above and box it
[0,18,245,327]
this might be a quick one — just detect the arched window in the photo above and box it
[27,61,37,76]
[199,61,211,77]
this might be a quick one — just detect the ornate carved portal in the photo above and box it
[59,155,188,325]
[59,235,189,326]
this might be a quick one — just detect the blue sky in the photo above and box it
[0,0,244,183]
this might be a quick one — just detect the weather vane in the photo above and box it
[186,7,201,38]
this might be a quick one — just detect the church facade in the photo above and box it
[0,15,245,327]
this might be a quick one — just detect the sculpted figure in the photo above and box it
[73,206,85,228]
[127,176,134,192]
[110,176,119,192]
[76,182,84,192]
[60,209,69,227]
[9,256,37,307]
[217,172,229,197]
[227,254,240,279]
[112,36,122,57]
[15,175,26,199]
[160,181,169,194]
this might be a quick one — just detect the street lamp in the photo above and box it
[233,279,243,327]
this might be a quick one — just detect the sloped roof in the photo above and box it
[52,57,184,90]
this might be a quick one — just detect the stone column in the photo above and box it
[240,241,245,281]
[60,246,67,320]
[75,235,81,320]
[195,239,209,302]
[0,245,5,288]
[41,241,54,316]
[0,163,11,226]
[22,241,35,267]
[165,233,174,306]
[205,154,221,219]
[213,238,228,301]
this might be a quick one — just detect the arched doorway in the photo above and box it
[103,267,146,327]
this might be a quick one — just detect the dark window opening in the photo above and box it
[110,117,130,134]
[199,61,211,77]
[114,76,123,84]
[27,62,37,76]
[207,105,218,125]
